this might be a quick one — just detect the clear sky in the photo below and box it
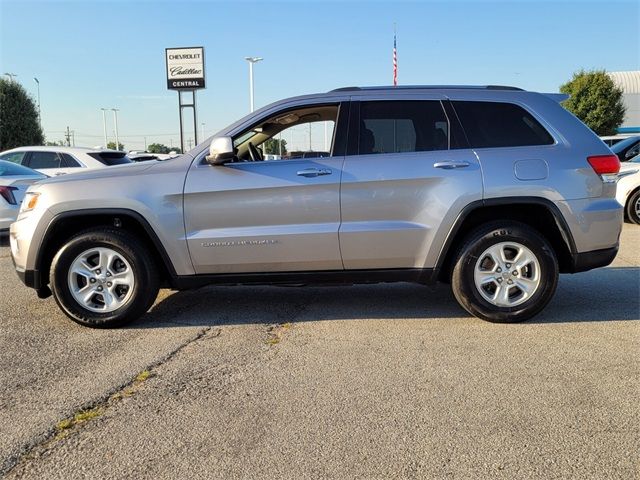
[1,0,638,151]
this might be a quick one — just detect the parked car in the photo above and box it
[0,146,132,176]
[600,134,636,146]
[0,160,46,232]
[10,85,622,328]
[128,153,160,162]
[616,154,640,224]
[610,135,640,162]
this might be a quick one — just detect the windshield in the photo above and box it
[0,160,41,176]
[611,136,640,153]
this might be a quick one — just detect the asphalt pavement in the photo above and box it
[0,225,638,479]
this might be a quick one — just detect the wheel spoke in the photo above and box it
[514,249,535,271]
[475,270,497,285]
[515,277,537,296]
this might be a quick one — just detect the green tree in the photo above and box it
[560,69,626,136]
[263,138,287,155]
[147,143,170,154]
[0,78,44,150]
[107,141,125,151]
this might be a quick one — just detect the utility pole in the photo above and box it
[65,126,71,146]
[144,137,147,150]
[33,78,41,130]
[244,57,263,112]
[71,130,75,147]
[111,108,120,150]
[188,138,193,150]
[100,108,108,147]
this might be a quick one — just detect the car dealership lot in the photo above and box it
[0,226,638,479]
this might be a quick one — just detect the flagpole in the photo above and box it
[393,23,398,87]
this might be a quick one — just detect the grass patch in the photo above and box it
[56,407,103,432]
[135,370,152,382]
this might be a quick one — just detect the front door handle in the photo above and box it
[297,168,332,177]
[433,161,471,169]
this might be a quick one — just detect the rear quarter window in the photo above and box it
[452,101,554,148]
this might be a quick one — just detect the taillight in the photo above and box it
[587,154,620,175]
[0,186,17,205]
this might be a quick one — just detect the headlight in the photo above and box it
[20,192,41,213]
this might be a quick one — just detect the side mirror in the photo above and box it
[205,136,234,165]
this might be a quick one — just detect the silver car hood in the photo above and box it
[38,161,158,185]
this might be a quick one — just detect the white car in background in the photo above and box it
[617,154,640,224]
[0,146,132,177]
[0,160,46,232]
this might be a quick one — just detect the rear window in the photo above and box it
[452,101,554,148]
[0,151,27,165]
[87,151,133,166]
[0,161,41,177]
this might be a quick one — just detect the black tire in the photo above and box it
[50,228,160,328]
[626,189,640,225]
[451,221,558,323]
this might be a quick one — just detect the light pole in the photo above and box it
[111,108,120,150]
[244,57,263,112]
[4,73,17,82]
[100,108,108,148]
[33,78,41,130]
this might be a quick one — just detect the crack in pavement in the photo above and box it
[1,326,221,476]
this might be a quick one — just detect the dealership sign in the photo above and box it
[166,47,205,90]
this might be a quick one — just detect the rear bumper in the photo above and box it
[569,246,618,273]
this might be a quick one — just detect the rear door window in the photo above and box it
[452,101,554,148]
[26,151,63,169]
[357,101,450,155]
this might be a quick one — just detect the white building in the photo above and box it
[608,71,640,134]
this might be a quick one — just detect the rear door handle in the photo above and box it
[433,161,470,169]
[297,168,332,177]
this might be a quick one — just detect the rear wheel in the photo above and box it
[50,228,159,328]
[626,190,640,225]
[451,221,558,323]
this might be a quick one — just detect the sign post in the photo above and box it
[166,46,205,153]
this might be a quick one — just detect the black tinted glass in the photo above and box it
[359,101,449,155]
[61,153,81,167]
[452,101,554,148]
[87,152,132,166]
[28,151,62,169]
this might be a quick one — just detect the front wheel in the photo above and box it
[451,221,558,323]
[50,228,160,328]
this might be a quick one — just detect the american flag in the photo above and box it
[393,32,398,86]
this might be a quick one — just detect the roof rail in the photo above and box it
[328,85,524,93]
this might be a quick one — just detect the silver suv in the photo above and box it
[10,86,622,327]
